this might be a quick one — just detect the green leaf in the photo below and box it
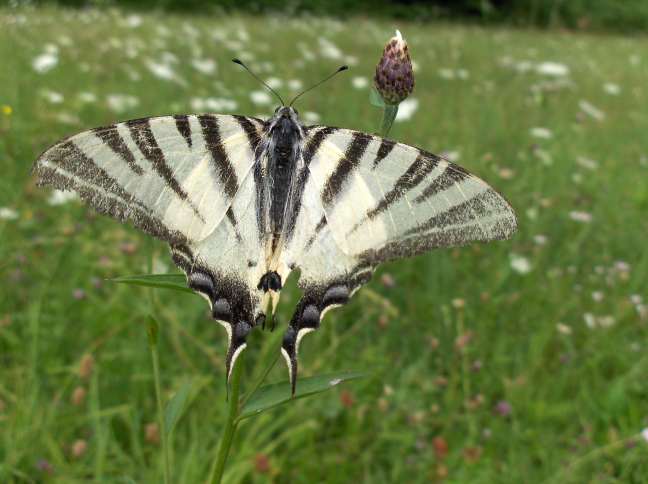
[110,273,194,294]
[369,87,386,108]
[147,315,159,347]
[239,371,365,420]
[164,381,192,436]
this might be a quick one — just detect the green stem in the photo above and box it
[150,333,171,484]
[208,354,244,484]
[380,104,399,137]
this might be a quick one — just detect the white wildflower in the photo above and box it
[536,62,569,77]
[351,76,368,89]
[303,111,320,123]
[318,37,343,60]
[106,94,139,113]
[145,59,184,85]
[556,323,572,335]
[250,90,272,106]
[191,58,216,75]
[641,428,648,444]
[603,83,620,95]
[78,92,97,103]
[48,190,77,206]
[41,90,64,104]
[32,52,59,73]
[579,100,605,121]
[569,211,593,223]
[510,254,532,275]
[576,157,598,170]
[125,14,142,28]
[530,127,553,139]
[264,77,283,89]
[288,79,303,91]
[438,68,455,80]
[591,291,604,302]
[533,234,548,246]
[630,294,643,305]
[456,69,469,80]
[597,315,615,328]
[394,98,418,122]
[0,207,19,220]
[583,313,596,329]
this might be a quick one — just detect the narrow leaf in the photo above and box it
[164,381,192,436]
[239,371,365,420]
[111,273,194,294]
[369,87,386,107]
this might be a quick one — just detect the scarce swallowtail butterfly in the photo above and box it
[33,64,517,395]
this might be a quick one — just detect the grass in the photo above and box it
[1,5,648,483]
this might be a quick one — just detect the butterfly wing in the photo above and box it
[33,114,268,380]
[279,126,517,392]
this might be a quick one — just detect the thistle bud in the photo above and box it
[374,30,414,105]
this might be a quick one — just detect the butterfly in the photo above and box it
[32,70,517,395]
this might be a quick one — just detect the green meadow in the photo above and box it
[1,6,648,483]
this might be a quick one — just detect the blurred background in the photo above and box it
[1,0,647,482]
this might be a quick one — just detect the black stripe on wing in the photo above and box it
[414,162,471,204]
[321,131,372,206]
[284,126,337,242]
[367,150,441,220]
[372,138,396,169]
[93,126,144,175]
[198,114,239,200]
[173,114,192,149]
[126,118,189,201]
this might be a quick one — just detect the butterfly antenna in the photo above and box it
[232,58,285,106]
[289,65,348,107]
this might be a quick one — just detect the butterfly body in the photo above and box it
[33,108,517,394]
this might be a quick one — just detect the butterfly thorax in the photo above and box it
[260,107,304,270]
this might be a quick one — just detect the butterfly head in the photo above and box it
[268,106,303,135]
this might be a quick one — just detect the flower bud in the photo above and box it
[374,30,414,105]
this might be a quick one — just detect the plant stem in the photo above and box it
[150,333,171,484]
[380,104,399,137]
[208,354,244,484]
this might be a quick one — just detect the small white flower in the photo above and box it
[78,91,97,103]
[591,291,604,302]
[583,313,596,329]
[48,190,77,206]
[536,62,569,77]
[510,254,532,275]
[0,207,19,220]
[318,37,343,60]
[32,52,58,73]
[191,58,216,75]
[579,100,605,121]
[597,315,615,328]
[603,83,621,95]
[125,14,142,28]
[287,79,303,91]
[569,211,593,223]
[351,76,368,89]
[456,69,469,80]
[438,68,455,80]
[530,127,553,139]
[41,89,64,104]
[641,428,648,444]
[576,157,598,170]
[145,59,184,85]
[303,111,320,123]
[265,77,283,89]
[394,98,418,122]
[630,294,643,305]
[250,90,272,106]
[556,323,572,335]
[106,94,139,113]
[533,234,548,246]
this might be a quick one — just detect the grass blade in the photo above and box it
[111,273,194,294]
[239,371,365,420]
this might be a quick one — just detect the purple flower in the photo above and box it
[495,400,512,417]
[374,30,414,105]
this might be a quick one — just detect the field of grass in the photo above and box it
[1,5,648,483]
